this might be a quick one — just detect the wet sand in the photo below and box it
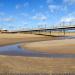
[21,39,75,54]
[0,55,75,73]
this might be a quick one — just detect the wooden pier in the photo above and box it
[18,26,75,36]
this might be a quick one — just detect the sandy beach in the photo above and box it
[0,33,54,46]
[0,32,75,46]
[21,39,75,54]
[0,33,75,73]
[0,55,75,73]
[1,0,75,73]
[34,32,75,36]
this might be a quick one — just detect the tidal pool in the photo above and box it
[0,43,75,58]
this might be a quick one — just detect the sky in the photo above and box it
[0,0,75,30]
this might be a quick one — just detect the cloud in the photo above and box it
[68,12,75,17]
[21,21,28,25]
[16,2,29,9]
[63,0,75,5]
[32,9,35,13]
[59,16,75,27]
[20,13,29,17]
[62,5,68,11]
[39,5,43,9]
[48,4,68,13]
[60,17,75,22]
[16,4,21,9]
[60,15,75,24]
[60,12,75,23]
[46,0,53,4]
[0,17,15,22]
[32,13,47,20]
[24,2,29,7]
[48,5,60,13]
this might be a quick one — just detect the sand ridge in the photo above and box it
[21,39,75,54]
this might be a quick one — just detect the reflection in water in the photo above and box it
[0,36,75,58]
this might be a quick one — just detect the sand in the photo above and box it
[0,33,54,46]
[0,55,75,73]
[34,32,75,36]
[0,33,75,73]
[0,32,75,46]
[21,39,75,54]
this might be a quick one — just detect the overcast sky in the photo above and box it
[0,0,75,30]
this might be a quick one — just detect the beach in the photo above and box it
[0,33,75,73]
[0,55,75,73]
[0,32,75,47]
[1,0,75,73]
[0,33,54,46]
[21,39,75,54]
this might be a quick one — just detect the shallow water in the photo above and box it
[0,36,75,58]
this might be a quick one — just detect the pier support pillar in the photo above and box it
[50,30,51,35]
[63,29,66,36]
